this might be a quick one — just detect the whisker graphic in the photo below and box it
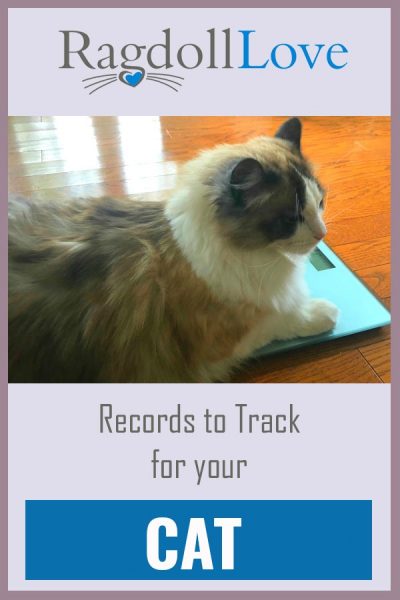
[81,70,183,94]
[82,74,118,82]
[84,76,117,90]
[146,76,183,87]
[146,78,179,92]
[88,78,118,95]
[147,72,184,80]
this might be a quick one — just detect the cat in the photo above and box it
[8,117,338,383]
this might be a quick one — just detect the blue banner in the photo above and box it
[26,500,372,580]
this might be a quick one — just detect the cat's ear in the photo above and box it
[230,158,265,189]
[227,158,279,208]
[275,117,302,151]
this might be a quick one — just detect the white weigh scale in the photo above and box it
[254,241,390,358]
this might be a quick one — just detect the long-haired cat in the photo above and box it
[8,117,338,383]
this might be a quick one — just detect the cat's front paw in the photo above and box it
[301,299,339,337]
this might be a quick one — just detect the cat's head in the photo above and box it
[180,118,326,257]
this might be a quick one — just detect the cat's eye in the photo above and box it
[319,199,324,209]
[283,215,298,225]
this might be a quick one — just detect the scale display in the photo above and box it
[254,241,391,357]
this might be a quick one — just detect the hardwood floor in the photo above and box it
[8,116,391,383]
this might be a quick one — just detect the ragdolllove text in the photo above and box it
[60,29,348,71]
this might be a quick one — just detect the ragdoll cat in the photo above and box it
[8,117,338,383]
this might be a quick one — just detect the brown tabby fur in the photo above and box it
[9,195,266,382]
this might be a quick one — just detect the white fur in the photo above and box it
[165,172,338,359]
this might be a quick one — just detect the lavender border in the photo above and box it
[1,1,397,598]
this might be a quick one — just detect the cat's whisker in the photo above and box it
[147,72,184,80]
[88,78,118,95]
[82,74,118,82]
[83,76,118,90]
[146,77,180,92]
[295,191,300,217]
[147,76,183,87]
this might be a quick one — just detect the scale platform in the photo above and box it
[254,241,391,358]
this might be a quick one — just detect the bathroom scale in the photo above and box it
[253,241,391,358]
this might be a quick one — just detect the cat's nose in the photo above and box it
[312,223,327,240]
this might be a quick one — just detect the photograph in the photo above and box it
[8,115,391,383]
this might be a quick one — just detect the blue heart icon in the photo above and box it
[119,68,145,88]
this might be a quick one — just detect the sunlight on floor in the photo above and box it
[53,116,100,171]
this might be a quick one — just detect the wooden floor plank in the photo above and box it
[8,156,176,178]
[355,263,391,299]
[9,162,178,192]
[359,340,391,383]
[21,175,176,200]
[325,214,391,246]
[333,237,390,271]
[234,348,381,384]
[8,150,42,167]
